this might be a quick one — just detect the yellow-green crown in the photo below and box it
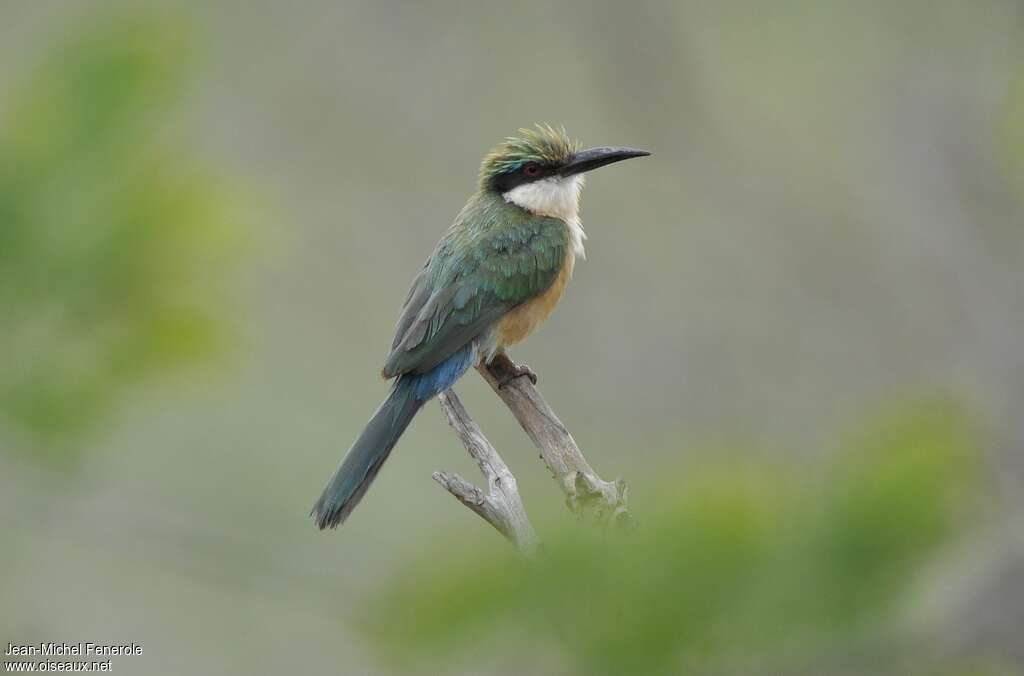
[479,124,581,186]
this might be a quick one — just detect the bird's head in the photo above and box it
[479,124,649,221]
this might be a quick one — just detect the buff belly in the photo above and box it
[495,252,575,349]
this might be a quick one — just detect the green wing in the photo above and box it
[382,196,568,378]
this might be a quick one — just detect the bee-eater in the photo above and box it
[311,125,649,529]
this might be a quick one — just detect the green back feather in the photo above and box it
[382,191,568,378]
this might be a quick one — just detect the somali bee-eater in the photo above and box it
[311,125,649,529]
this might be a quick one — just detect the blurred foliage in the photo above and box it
[365,400,983,675]
[0,13,247,454]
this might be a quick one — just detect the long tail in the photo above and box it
[311,376,425,529]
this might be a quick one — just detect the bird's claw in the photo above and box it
[498,362,538,389]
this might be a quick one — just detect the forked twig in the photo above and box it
[435,389,541,555]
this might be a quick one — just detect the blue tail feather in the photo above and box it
[311,344,476,529]
[408,342,478,400]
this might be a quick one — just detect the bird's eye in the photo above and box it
[523,163,541,177]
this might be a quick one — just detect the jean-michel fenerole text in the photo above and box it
[5,643,142,657]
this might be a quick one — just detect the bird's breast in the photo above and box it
[495,250,575,348]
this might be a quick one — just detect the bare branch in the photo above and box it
[478,354,630,528]
[435,389,541,556]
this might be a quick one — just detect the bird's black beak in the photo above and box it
[560,146,651,177]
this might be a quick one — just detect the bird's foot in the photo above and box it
[497,361,538,389]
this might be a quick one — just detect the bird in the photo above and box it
[311,124,649,530]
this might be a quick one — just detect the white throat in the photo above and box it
[502,175,586,259]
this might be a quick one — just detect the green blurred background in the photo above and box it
[1,1,1022,674]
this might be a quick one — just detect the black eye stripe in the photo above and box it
[491,163,557,193]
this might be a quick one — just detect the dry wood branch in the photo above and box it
[435,389,541,556]
[478,354,630,528]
